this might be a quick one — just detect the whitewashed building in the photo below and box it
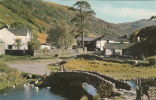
[95,35,130,51]
[0,28,32,50]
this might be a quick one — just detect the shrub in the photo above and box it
[148,55,156,65]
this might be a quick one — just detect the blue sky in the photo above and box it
[44,0,156,24]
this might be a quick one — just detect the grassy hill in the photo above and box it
[0,4,37,30]
[117,19,156,36]
[0,0,155,43]
[0,0,123,36]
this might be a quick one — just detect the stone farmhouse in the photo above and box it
[0,28,32,52]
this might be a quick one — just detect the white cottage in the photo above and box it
[94,35,130,51]
[0,28,32,50]
[104,43,134,56]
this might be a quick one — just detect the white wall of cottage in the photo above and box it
[0,28,31,50]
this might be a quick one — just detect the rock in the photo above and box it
[142,86,156,99]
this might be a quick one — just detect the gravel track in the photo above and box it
[8,59,63,75]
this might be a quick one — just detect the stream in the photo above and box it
[0,79,155,100]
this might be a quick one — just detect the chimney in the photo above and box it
[4,23,9,29]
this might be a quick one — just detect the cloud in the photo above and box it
[96,4,155,18]
[92,3,156,23]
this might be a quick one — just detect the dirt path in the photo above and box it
[8,59,63,75]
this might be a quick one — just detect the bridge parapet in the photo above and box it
[49,70,131,98]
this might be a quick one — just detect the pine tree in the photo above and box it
[69,1,95,50]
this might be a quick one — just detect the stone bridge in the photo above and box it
[48,70,132,98]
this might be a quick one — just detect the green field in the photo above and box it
[48,58,156,80]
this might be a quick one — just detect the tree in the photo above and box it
[28,33,41,53]
[47,21,76,48]
[69,1,95,50]
[129,26,156,57]
[149,15,156,21]
[13,38,22,50]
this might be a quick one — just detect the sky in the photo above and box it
[44,0,156,24]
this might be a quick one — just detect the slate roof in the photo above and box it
[115,35,130,42]
[8,29,29,36]
[77,35,130,42]
[0,39,4,43]
[104,43,134,49]
[101,35,118,40]
[77,37,96,41]
[92,35,129,42]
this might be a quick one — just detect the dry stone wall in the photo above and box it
[77,54,136,64]
[33,48,87,57]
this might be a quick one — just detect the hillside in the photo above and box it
[0,0,124,37]
[0,0,155,43]
[117,19,156,35]
[0,4,37,30]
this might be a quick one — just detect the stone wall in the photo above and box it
[77,54,136,64]
[88,71,131,90]
[33,47,87,57]
[49,70,132,98]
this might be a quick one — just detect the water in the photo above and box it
[126,81,136,91]
[0,85,67,100]
[126,79,156,91]
[82,84,97,96]
[1,80,155,100]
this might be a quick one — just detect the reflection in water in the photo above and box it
[0,85,67,100]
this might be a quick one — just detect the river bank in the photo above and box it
[0,54,76,90]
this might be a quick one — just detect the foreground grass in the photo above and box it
[49,58,156,80]
[0,61,28,90]
[0,54,76,63]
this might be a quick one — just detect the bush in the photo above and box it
[148,55,156,65]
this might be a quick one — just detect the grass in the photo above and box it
[0,54,77,63]
[0,54,57,90]
[0,4,37,30]
[0,60,28,90]
[48,58,156,80]
[0,54,57,63]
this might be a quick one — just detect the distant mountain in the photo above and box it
[0,0,155,43]
[116,19,156,36]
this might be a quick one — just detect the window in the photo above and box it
[8,45,12,49]
[107,40,109,43]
